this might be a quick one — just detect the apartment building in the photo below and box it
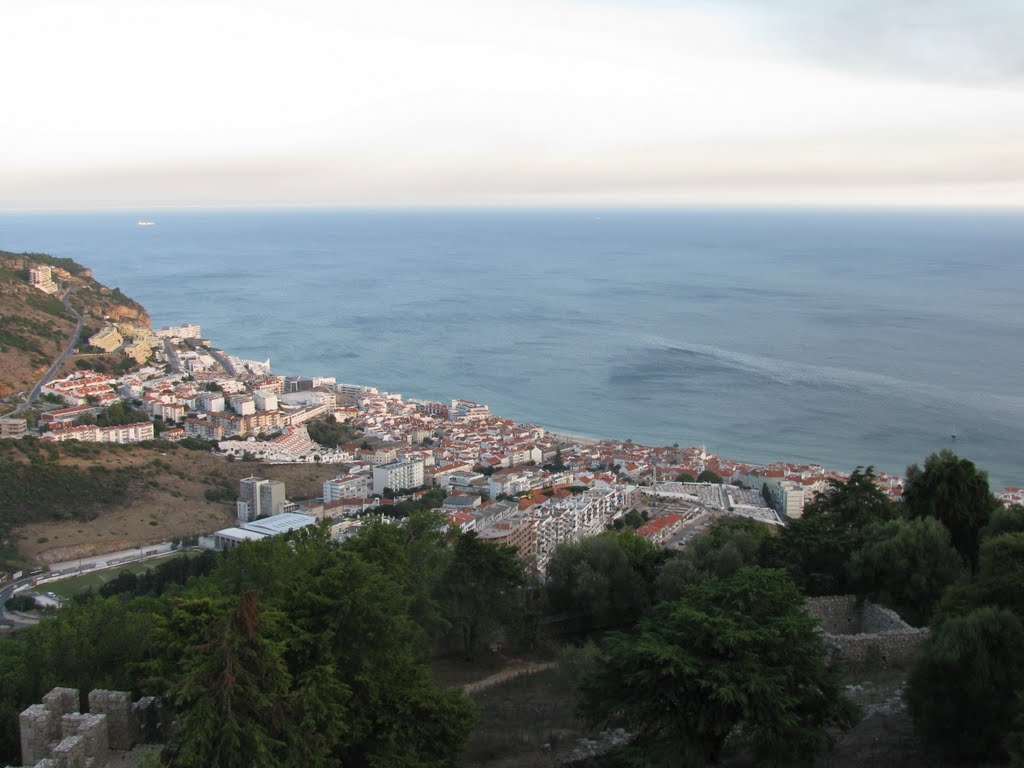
[28,264,58,294]
[323,473,372,503]
[372,459,425,495]
[237,476,288,522]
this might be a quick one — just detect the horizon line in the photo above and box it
[3,201,1024,215]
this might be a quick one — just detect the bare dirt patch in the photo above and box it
[11,445,344,564]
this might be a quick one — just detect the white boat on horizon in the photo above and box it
[137,220,156,226]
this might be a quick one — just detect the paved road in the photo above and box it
[163,338,181,374]
[45,542,174,575]
[0,580,36,629]
[12,286,83,415]
[206,346,237,377]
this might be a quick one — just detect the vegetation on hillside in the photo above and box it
[1,447,1021,766]
[0,250,150,397]
[305,417,359,448]
[0,439,133,539]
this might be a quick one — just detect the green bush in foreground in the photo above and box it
[906,606,1024,763]
[579,567,858,766]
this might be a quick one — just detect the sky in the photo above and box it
[2,0,1023,210]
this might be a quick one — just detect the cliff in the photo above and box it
[0,251,150,398]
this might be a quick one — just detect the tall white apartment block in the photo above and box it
[28,265,58,294]
[323,474,372,502]
[237,476,287,522]
[372,459,425,495]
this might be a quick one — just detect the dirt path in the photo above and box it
[462,661,557,695]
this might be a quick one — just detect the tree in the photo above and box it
[906,607,1024,763]
[904,450,999,572]
[847,517,961,626]
[613,508,644,530]
[656,517,773,600]
[934,532,1024,624]
[675,472,695,483]
[157,592,292,768]
[549,447,566,472]
[546,533,655,632]
[768,467,896,595]
[696,469,722,484]
[442,532,527,658]
[579,567,858,766]
[344,510,453,645]
[983,504,1024,541]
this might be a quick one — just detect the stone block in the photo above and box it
[41,689,79,719]
[51,734,84,768]
[20,704,57,767]
[61,713,108,768]
[87,691,135,751]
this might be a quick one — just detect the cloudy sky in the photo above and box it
[2,0,1022,209]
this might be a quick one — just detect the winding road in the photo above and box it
[12,286,83,415]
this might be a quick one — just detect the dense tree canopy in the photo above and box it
[579,567,858,766]
[769,467,896,595]
[982,504,1024,542]
[441,531,529,658]
[906,606,1024,763]
[904,449,999,571]
[847,517,961,626]
[934,532,1024,624]
[545,532,658,631]
[0,526,486,767]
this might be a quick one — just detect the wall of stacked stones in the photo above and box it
[10,687,163,768]
[805,595,929,671]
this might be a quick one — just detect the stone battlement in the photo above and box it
[10,687,161,768]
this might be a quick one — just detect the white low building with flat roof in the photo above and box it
[210,512,318,550]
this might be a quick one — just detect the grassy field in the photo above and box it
[44,551,191,598]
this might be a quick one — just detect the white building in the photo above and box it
[212,512,318,550]
[237,476,287,522]
[323,473,372,502]
[450,399,490,421]
[533,489,617,573]
[372,459,425,495]
[773,481,806,519]
[41,421,155,444]
[254,391,279,411]
[229,394,256,416]
[195,392,225,413]
[154,323,202,339]
[28,264,58,294]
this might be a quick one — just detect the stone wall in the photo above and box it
[806,595,928,672]
[10,687,161,768]
[88,690,136,751]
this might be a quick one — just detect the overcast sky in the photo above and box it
[2,0,1022,209]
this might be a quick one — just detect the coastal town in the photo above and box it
[5,296,1019,575]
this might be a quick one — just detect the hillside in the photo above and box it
[0,438,341,566]
[0,250,150,398]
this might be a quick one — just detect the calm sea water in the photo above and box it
[2,208,1022,487]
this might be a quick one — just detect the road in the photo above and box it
[163,338,181,374]
[0,541,177,630]
[12,286,83,415]
[206,346,237,377]
[0,580,37,629]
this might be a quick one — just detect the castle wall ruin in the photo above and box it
[9,687,159,768]
[806,595,928,671]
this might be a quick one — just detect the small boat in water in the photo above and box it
[137,221,156,226]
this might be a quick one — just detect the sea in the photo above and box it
[1,208,1022,488]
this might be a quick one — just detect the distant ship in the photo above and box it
[137,221,156,226]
